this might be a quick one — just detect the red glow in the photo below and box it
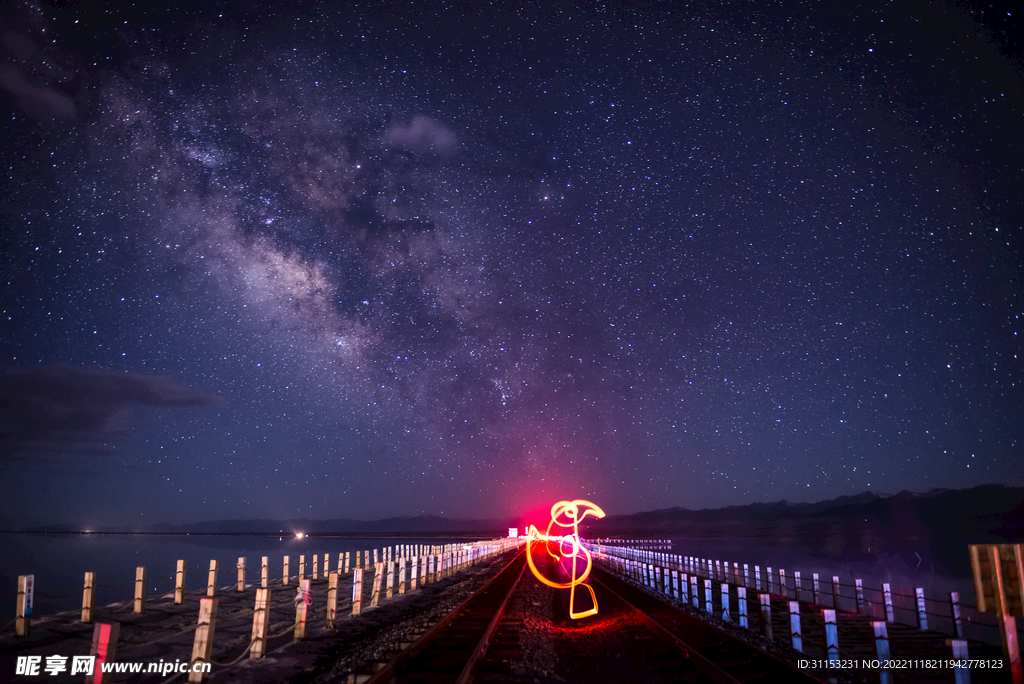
[525,499,605,620]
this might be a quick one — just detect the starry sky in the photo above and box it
[1,0,1021,529]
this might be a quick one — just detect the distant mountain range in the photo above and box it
[13,485,1023,539]
[579,484,1024,540]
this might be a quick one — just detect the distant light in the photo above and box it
[296,532,304,539]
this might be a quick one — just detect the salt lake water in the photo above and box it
[1,532,472,617]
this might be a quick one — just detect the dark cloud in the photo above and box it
[0,366,221,457]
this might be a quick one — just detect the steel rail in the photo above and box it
[591,568,829,684]
[364,548,527,684]
[453,558,527,684]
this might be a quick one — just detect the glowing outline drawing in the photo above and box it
[525,499,606,619]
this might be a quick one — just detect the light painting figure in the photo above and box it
[526,499,606,619]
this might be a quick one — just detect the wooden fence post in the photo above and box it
[299,555,306,581]
[882,583,894,622]
[946,639,970,684]
[743,563,749,587]
[399,558,407,594]
[294,579,310,640]
[188,598,217,683]
[779,569,787,599]
[738,587,748,628]
[89,621,120,682]
[312,554,319,581]
[767,566,773,594]
[755,565,762,591]
[411,556,419,591]
[812,573,821,604]
[261,557,268,588]
[872,621,893,684]
[344,552,350,573]
[82,572,96,624]
[250,588,270,659]
[236,558,245,592]
[337,553,344,576]
[690,576,699,609]
[794,571,802,602]
[788,601,802,652]
[386,561,395,599]
[950,591,964,638]
[759,594,772,640]
[370,563,383,606]
[704,579,713,614]
[832,576,841,612]
[855,579,866,615]
[327,572,338,629]
[721,583,731,622]
[16,575,33,637]
[134,567,146,614]
[283,556,290,586]
[915,588,928,630]
[207,560,218,597]
[822,609,839,665]
[351,568,363,616]
[175,561,186,605]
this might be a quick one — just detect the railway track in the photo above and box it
[344,543,828,684]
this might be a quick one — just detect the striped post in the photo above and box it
[812,573,820,604]
[950,591,964,638]
[822,609,839,665]
[755,565,762,591]
[946,639,971,684]
[873,621,893,684]
[89,622,120,681]
[352,568,363,616]
[283,556,290,586]
[855,579,866,615]
[759,594,772,640]
[915,588,928,630]
[794,571,802,602]
[788,601,802,652]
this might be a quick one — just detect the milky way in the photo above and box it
[1,0,1021,526]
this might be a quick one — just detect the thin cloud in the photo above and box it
[0,365,221,457]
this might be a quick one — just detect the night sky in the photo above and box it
[1,0,1021,529]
